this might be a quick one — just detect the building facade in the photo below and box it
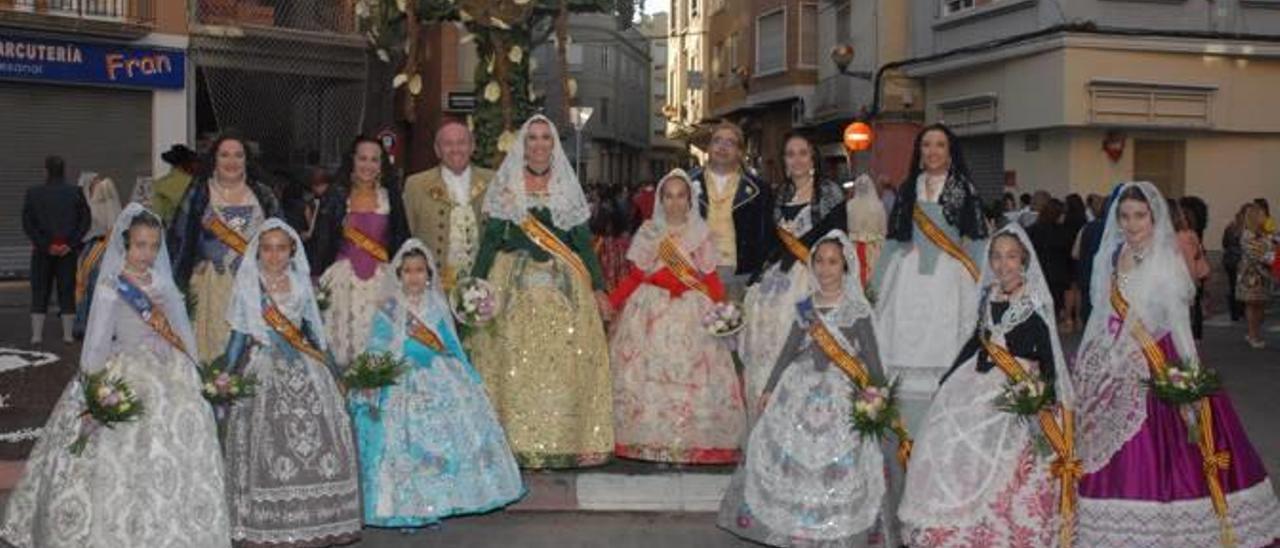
[667,0,711,148]
[809,0,922,186]
[0,0,189,275]
[703,0,819,183]
[190,0,367,172]
[639,12,687,181]
[675,0,923,186]
[905,0,1280,244]
[533,13,651,187]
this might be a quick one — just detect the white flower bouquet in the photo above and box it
[449,277,502,326]
[702,301,745,338]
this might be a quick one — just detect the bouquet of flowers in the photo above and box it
[69,368,145,456]
[450,277,501,326]
[850,379,902,442]
[199,356,257,405]
[344,352,407,420]
[702,301,745,338]
[994,374,1055,418]
[1149,359,1221,406]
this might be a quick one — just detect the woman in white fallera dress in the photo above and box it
[1,204,231,548]
[846,174,886,291]
[873,124,988,434]
[718,230,891,547]
[739,133,848,420]
[899,224,1072,547]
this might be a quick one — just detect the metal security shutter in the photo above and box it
[0,82,151,277]
[959,134,1005,204]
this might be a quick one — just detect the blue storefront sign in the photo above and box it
[0,33,184,89]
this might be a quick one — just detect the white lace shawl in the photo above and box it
[82,203,196,371]
[981,223,1074,407]
[226,219,327,350]
[626,168,717,273]
[1074,181,1196,472]
[481,114,591,231]
[376,238,455,360]
[807,230,874,330]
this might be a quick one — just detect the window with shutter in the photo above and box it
[756,8,785,76]
[799,3,818,68]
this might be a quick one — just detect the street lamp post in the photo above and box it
[569,106,595,181]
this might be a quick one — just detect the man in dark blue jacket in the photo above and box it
[22,155,91,345]
[690,121,774,299]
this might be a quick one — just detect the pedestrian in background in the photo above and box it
[1222,203,1248,322]
[631,179,656,227]
[1238,202,1273,349]
[1062,193,1088,332]
[589,186,633,293]
[1170,199,1211,341]
[73,173,122,339]
[1028,198,1071,324]
[150,144,199,224]
[22,155,90,345]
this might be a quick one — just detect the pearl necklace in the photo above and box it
[261,272,290,294]
[212,177,247,204]
[123,265,151,284]
[815,286,844,306]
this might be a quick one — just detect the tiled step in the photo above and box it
[513,461,734,512]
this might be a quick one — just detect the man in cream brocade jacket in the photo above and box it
[403,168,493,294]
[403,119,495,293]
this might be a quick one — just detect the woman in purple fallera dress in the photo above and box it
[311,136,410,368]
[1073,181,1280,546]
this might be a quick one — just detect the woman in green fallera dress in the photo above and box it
[467,115,615,469]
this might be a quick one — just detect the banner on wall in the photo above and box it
[0,33,184,89]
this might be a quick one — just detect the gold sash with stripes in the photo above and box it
[519,215,591,286]
[203,213,249,256]
[407,311,447,355]
[75,238,109,303]
[142,307,188,358]
[1111,278,1235,546]
[981,337,1080,548]
[657,236,714,299]
[263,296,328,364]
[808,319,913,469]
[912,203,979,282]
[343,224,390,263]
[776,226,810,263]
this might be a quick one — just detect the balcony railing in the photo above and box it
[0,0,155,26]
[197,0,357,35]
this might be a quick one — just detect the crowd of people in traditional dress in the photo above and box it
[6,116,1280,547]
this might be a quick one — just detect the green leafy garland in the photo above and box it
[356,0,619,167]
